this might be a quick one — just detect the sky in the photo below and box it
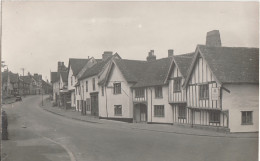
[2,1,259,81]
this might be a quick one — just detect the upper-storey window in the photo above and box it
[199,84,209,100]
[86,81,88,92]
[155,86,163,98]
[241,111,253,125]
[113,83,121,94]
[135,88,145,98]
[92,78,95,91]
[173,77,182,92]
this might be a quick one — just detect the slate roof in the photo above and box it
[114,57,173,88]
[51,72,59,83]
[198,45,259,84]
[60,71,68,83]
[69,58,89,76]
[173,52,195,78]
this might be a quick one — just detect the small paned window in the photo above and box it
[113,83,121,94]
[154,105,164,117]
[114,105,122,116]
[199,84,209,99]
[173,78,182,92]
[155,86,163,98]
[241,111,253,125]
[209,111,220,123]
[178,106,186,119]
[135,88,145,98]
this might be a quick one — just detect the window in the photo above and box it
[209,111,220,123]
[86,98,91,111]
[135,88,144,98]
[199,84,209,99]
[102,86,104,96]
[173,77,182,92]
[113,83,121,94]
[178,106,186,119]
[154,105,164,117]
[114,105,122,116]
[241,111,253,125]
[155,86,163,98]
[71,76,73,85]
[86,81,88,92]
[82,85,84,94]
[92,78,95,91]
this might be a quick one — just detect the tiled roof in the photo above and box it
[69,58,89,76]
[173,52,195,78]
[198,45,259,83]
[2,71,19,83]
[51,72,59,83]
[114,57,173,87]
[60,71,68,82]
[20,76,32,84]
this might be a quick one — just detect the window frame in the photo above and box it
[155,86,163,98]
[154,105,165,117]
[199,84,209,100]
[241,111,253,125]
[135,88,145,98]
[173,77,182,93]
[102,86,104,96]
[114,105,122,116]
[209,110,220,123]
[86,81,88,92]
[178,106,186,119]
[113,83,121,94]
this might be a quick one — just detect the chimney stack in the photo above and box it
[206,30,222,47]
[168,49,174,57]
[102,51,113,61]
[146,50,156,61]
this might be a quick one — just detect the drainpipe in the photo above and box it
[150,88,153,123]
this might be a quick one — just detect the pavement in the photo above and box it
[42,98,258,139]
[2,95,259,161]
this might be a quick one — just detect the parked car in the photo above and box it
[15,96,22,102]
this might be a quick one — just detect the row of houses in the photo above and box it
[50,30,259,133]
[2,69,52,98]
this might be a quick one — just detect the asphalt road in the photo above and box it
[2,95,258,161]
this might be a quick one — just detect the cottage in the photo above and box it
[183,30,259,132]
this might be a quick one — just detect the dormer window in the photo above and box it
[173,77,181,92]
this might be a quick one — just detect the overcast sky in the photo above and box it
[2,1,259,81]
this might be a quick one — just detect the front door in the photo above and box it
[134,104,147,123]
[90,93,99,116]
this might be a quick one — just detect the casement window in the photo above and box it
[92,78,95,91]
[173,77,182,92]
[114,105,122,116]
[86,98,91,111]
[209,111,220,123]
[178,106,186,119]
[102,86,104,96]
[199,84,209,99]
[154,105,164,117]
[113,83,121,94]
[155,86,163,98]
[241,111,253,125]
[135,88,144,98]
[86,81,88,92]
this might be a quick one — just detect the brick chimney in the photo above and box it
[206,30,222,47]
[102,51,113,61]
[168,49,174,57]
[146,50,156,61]
[58,61,66,72]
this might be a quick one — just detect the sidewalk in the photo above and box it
[41,99,258,139]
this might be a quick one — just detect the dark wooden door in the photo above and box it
[91,93,99,116]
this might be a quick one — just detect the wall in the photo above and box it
[147,85,173,123]
[99,63,133,119]
[222,84,259,132]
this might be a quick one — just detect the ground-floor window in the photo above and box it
[178,106,186,119]
[114,105,122,116]
[86,98,91,111]
[209,111,220,123]
[154,105,164,117]
[241,111,253,125]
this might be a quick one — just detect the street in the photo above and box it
[2,95,258,161]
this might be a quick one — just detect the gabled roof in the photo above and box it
[173,52,195,78]
[51,72,59,83]
[2,71,19,83]
[113,57,173,88]
[20,76,32,84]
[60,71,68,83]
[68,58,89,76]
[184,45,259,86]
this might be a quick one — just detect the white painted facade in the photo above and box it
[68,66,77,107]
[222,84,259,132]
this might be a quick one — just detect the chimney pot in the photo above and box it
[147,50,156,61]
[168,49,174,57]
[102,51,113,60]
[206,30,222,47]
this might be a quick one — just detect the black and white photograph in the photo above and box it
[1,1,259,161]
